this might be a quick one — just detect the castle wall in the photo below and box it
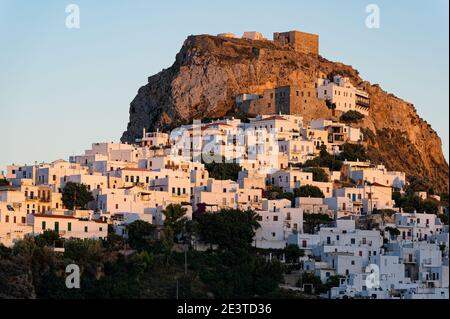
[273,31,319,56]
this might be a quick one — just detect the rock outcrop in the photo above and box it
[121,34,448,193]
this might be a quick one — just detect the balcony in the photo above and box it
[356,100,370,108]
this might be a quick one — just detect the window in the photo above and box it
[68,222,72,232]
[273,216,278,221]
[5,215,9,223]
[42,221,46,230]
[84,226,88,233]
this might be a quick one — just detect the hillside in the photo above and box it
[121,34,448,193]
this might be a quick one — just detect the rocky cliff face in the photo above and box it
[121,35,448,193]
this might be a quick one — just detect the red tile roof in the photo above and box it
[34,214,76,219]
[254,116,288,122]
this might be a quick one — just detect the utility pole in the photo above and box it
[184,245,188,276]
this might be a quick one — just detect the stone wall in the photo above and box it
[273,31,319,56]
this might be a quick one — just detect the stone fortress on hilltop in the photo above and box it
[218,29,319,56]
[219,31,368,117]
[121,28,449,194]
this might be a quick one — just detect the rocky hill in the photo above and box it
[121,34,448,193]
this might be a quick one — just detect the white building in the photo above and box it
[316,75,370,115]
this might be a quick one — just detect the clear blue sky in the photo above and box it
[0,0,448,172]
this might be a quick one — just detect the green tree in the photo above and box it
[340,110,365,123]
[406,176,429,193]
[0,254,35,298]
[197,209,260,251]
[61,182,94,210]
[337,143,367,162]
[195,249,283,298]
[384,226,400,239]
[304,167,329,182]
[439,213,449,225]
[324,275,344,291]
[304,145,343,171]
[284,244,304,264]
[297,272,324,294]
[126,220,157,251]
[303,213,333,234]
[204,158,242,181]
[392,190,402,207]
[163,204,188,242]
[0,179,9,187]
[326,99,337,117]
[294,185,325,198]
[422,199,439,214]
[35,230,60,247]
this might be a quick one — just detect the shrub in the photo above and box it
[294,185,325,198]
[340,110,365,123]
[304,167,329,182]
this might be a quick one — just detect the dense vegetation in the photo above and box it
[265,186,294,203]
[0,179,9,187]
[61,182,94,210]
[393,190,441,215]
[303,167,329,182]
[204,159,242,182]
[340,110,365,123]
[303,144,368,172]
[297,272,343,294]
[294,186,325,199]
[303,213,333,234]
[0,207,287,299]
